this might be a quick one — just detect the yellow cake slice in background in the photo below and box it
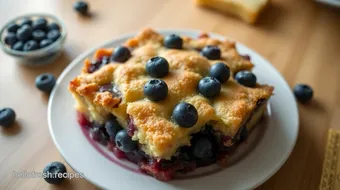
[193,0,270,24]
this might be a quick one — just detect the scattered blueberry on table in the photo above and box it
[198,77,221,98]
[3,17,61,51]
[234,70,257,87]
[35,73,56,93]
[74,1,89,15]
[293,84,313,103]
[172,102,198,128]
[0,108,16,127]
[115,129,137,153]
[43,162,67,184]
[146,56,169,78]
[164,34,183,49]
[143,79,168,101]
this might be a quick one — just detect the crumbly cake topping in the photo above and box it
[69,28,273,159]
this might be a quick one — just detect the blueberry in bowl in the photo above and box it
[0,13,67,66]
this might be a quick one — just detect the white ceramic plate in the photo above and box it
[48,29,299,190]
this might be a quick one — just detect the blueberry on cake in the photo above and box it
[69,28,273,181]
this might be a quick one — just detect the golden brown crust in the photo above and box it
[69,28,273,159]
[93,91,121,108]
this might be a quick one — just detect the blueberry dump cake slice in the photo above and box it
[69,28,273,181]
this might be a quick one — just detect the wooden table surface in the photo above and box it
[1,0,340,189]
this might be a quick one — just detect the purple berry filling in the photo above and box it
[88,56,111,73]
[241,54,251,61]
[99,83,122,100]
[77,98,266,181]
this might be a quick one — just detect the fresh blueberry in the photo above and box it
[16,25,33,41]
[111,46,131,63]
[164,34,183,49]
[0,108,16,127]
[32,18,47,30]
[32,30,46,41]
[43,162,67,184]
[74,1,89,15]
[198,77,221,98]
[35,73,56,93]
[146,56,169,78]
[143,79,168,101]
[201,46,221,60]
[115,129,137,153]
[125,150,146,164]
[105,119,123,139]
[11,41,24,51]
[90,126,109,145]
[47,29,61,42]
[192,137,214,159]
[4,33,17,46]
[234,71,257,87]
[293,84,313,103]
[40,39,53,48]
[23,40,39,51]
[21,24,31,29]
[48,23,60,31]
[209,62,230,83]
[172,102,198,128]
[7,23,19,33]
[20,18,32,27]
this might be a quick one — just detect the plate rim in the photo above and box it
[48,28,299,190]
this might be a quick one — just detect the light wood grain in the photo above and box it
[0,0,339,189]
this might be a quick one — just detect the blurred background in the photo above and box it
[0,0,340,189]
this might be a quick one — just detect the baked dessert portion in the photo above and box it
[69,28,273,180]
[193,0,269,24]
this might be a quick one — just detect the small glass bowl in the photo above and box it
[0,13,67,66]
